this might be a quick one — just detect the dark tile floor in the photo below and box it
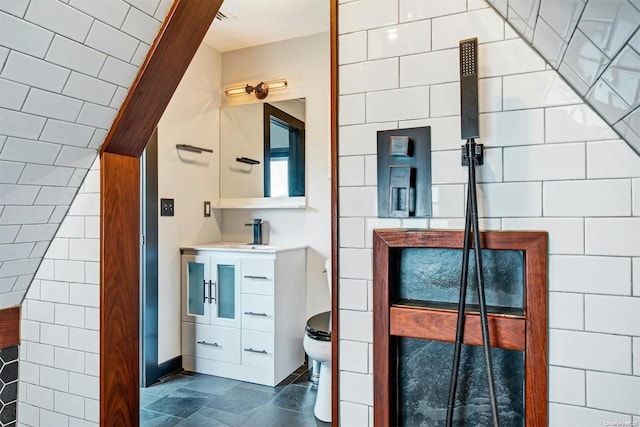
[140,366,331,426]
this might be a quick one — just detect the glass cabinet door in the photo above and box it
[184,255,210,322]
[211,256,242,328]
[217,264,235,319]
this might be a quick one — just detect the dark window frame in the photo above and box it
[263,103,305,197]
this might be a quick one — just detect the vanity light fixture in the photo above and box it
[224,79,288,99]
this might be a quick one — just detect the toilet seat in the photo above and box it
[305,311,331,341]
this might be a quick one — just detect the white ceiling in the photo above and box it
[202,0,330,52]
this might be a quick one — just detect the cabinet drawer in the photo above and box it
[183,322,240,364]
[241,330,274,369]
[241,294,274,333]
[242,259,274,295]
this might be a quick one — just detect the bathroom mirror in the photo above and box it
[219,98,306,207]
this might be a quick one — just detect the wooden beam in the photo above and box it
[99,1,220,425]
[0,306,20,349]
[330,0,340,424]
[100,153,140,426]
[100,0,223,158]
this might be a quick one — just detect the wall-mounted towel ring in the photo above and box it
[176,144,213,154]
[236,157,260,165]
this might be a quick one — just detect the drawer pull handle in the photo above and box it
[197,340,221,348]
[244,311,268,317]
[244,347,267,354]
[244,275,268,280]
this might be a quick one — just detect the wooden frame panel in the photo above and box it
[373,229,548,426]
[390,307,525,351]
[0,306,20,349]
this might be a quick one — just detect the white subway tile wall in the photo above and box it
[429,82,459,117]
[634,338,640,375]
[337,1,640,425]
[548,292,584,330]
[544,179,632,217]
[545,104,618,143]
[586,372,640,415]
[635,258,640,297]
[1,0,170,323]
[364,155,377,186]
[45,36,107,77]
[340,401,370,427]
[587,139,640,179]
[339,122,397,156]
[399,0,467,22]
[502,70,581,109]
[338,94,365,125]
[339,339,369,373]
[367,20,431,60]
[550,403,634,426]
[549,366,585,406]
[339,218,365,248]
[340,58,399,94]
[19,158,102,426]
[365,86,429,122]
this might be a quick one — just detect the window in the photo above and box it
[263,103,305,197]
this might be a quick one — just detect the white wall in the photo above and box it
[19,159,101,427]
[337,0,640,426]
[219,33,332,318]
[156,43,223,363]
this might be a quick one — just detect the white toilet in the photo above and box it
[303,259,332,422]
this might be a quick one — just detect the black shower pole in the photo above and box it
[445,154,473,424]
[446,139,500,427]
[467,139,500,427]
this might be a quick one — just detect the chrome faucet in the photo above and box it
[245,218,263,245]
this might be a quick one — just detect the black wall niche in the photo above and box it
[0,345,18,426]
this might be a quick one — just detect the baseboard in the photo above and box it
[157,355,182,381]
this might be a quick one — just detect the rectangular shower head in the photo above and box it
[459,37,479,139]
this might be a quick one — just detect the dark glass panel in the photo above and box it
[397,248,525,309]
[397,338,524,427]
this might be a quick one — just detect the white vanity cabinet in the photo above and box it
[181,243,306,386]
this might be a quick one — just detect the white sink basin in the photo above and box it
[218,243,279,250]
[184,242,288,252]
[239,244,279,250]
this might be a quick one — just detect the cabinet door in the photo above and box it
[210,255,242,328]
[183,255,210,324]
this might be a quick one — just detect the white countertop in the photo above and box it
[181,241,307,253]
